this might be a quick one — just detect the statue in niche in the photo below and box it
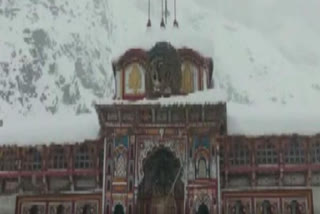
[147,42,181,97]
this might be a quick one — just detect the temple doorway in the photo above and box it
[137,147,184,214]
[114,204,125,214]
[197,203,209,214]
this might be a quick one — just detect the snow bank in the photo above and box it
[228,102,320,136]
[0,113,99,146]
[98,89,227,106]
[0,195,16,214]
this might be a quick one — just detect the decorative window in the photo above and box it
[74,145,93,169]
[24,148,42,170]
[204,108,216,122]
[234,201,245,214]
[171,109,185,123]
[57,205,65,214]
[290,200,300,214]
[311,140,320,163]
[256,140,278,164]
[0,148,18,171]
[156,109,168,123]
[139,109,152,123]
[106,110,118,122]
[30,205,39,214]
[198,158,207,178]
[285,136,305,164]
[114,154,127,177]
[122,111,135,123]
[189,107,202,122]
[50,147,67,169]
[229,140,250,166]
[181,61,198,93]
[129,180,133,192]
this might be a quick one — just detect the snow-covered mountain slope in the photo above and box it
[0,0,114,118]
[0,0,320,138]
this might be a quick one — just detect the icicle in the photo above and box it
[147,0,151,27]
[160,0,166,28]
[173,0,179,28]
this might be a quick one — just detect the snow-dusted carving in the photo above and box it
[114,154,127,178]
[75,200,98,214]
[282,198,308,214]
[48,202,72,214]
[22,202,46,214]
[255,198,280,214]
[225,198,251,214]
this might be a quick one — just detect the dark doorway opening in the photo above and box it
[30,205,38,214]
[114,204,125,214]
[197,203,209,214]
[137,147,184,214]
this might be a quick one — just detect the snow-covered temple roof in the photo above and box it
[0,113,99,145]
[1,94,320,146]
[112,28,214,62]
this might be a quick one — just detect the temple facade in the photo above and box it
[0,40,319,214]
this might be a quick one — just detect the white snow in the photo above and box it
[0,0,320,146]
[228,102,320,136]
[0,195,16,214]
[0,113,99,145]
[98,89,227,106]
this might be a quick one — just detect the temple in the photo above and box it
[0,33,319,214]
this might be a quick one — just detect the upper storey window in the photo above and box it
[229,139,250,166]
[285,136,305,164]
[124,63,146,97]
[181,61,198,93]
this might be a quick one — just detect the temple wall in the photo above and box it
[0,194,16,214]
[312,187,320,213]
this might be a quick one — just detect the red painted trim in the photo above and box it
[114,49,148,70]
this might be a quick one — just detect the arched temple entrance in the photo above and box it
[197,203,209,214]
[114,204,125,214]
[137,147,184,214]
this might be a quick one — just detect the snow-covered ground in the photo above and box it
[1,0,320,138]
